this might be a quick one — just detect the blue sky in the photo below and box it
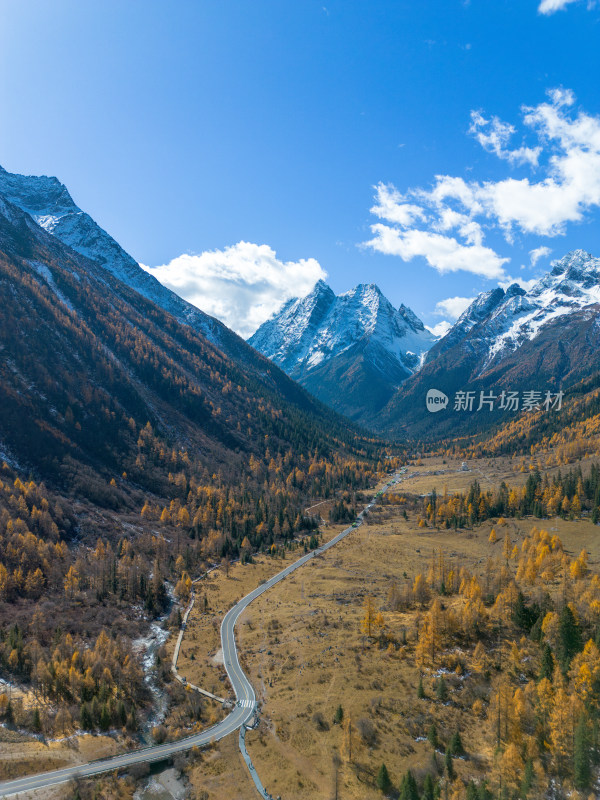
[1,0,600,336]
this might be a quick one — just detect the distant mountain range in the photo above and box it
[427,250,600,370]
[251,249,600,439]
[376,249,600,438]
[4,163,599,447]
[249,281,435,422]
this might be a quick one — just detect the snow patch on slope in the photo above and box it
[28,260,75,312]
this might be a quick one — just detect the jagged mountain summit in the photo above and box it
[249,280,435,422]
[0,164,276,374]
[376,250,600,438]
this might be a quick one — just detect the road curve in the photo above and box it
[0,481,392,798]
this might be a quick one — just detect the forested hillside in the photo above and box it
[0,193,387,738]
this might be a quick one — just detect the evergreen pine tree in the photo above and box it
[557,604,582,672]
[334,704,344,725]
[32,707,41,732]
[99,703,111,731]
[512,591,531,631]
[449,730,465,757]
[436,676,448,702]
[417,676,425,699]
[422,773,435,800]
[529,613,543,642]
[444,747,455,780]
[399,770,419,800]
[80,703,93,730]
[538,643,554,682]
[477,782,493,800]
[520,758,534,798]
[574,715,591,790]
[427,722,438,749]
[376,762,392,794]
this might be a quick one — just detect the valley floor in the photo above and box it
[5,455,600,799]
[183,455,600,799]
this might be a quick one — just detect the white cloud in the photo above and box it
[469,111,541,166]
[546,87,575,108]
[499,275,539,291]
[434,296,476,319]
[426,321,452,338]
[538,0,581,14]
[476,95,600,236]
[143,241,326,339]
[370,184,425,226]
[529,245,552,266]
[365,222,508,279]
[364,89,600,280]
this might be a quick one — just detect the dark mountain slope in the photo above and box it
[0,194,374,498]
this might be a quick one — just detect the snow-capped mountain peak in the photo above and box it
[398,303,426,331]
[249,280,436,408]
[0,165,76,224]
[374,248,600,439]
[433,250,600,372]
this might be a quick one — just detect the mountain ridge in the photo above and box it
[0,186,376,494]
[0,164,294,389]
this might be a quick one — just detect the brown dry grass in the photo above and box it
[397,453,600,497]
[0,733,119,781]
[183,453,600,799]
[187,736,256,800]
[237,520,497,800]
[170,523,350,701]
[183,508,510,796]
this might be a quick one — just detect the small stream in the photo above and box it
[132,584,175,742]
[133,620,170,741]
[132,766,187,800]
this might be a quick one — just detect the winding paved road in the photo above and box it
[0,478,398,798]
